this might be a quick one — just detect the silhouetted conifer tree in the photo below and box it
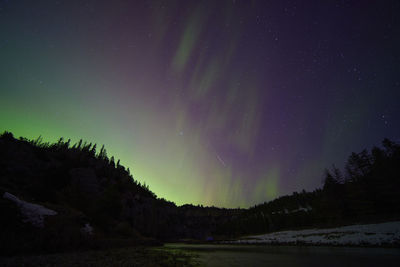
[323,169,338,191]
[90,143,97,156]
[76,139,83,150]
[332,165,344,184]
[98,144,107,160]
[110,156,115,168]
[65,138,71,149]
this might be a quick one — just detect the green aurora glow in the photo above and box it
[1,0,399,207]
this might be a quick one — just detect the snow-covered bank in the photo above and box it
[228,221,400,246]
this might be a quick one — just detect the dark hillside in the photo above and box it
[0,131,241,255]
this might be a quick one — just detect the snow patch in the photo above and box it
[272,205,312,215]
[228,221,400,246]
[3,192,57,228]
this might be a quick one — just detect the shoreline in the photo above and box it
[220,221,400,248]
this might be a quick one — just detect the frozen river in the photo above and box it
[164,243,400,267]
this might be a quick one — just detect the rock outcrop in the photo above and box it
[3,192,57,228]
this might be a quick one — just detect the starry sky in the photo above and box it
[1,0,399,208]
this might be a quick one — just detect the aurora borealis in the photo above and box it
[1,0,399,208]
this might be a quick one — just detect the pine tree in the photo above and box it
[323,169,338,191]
[90,143,97,156]
[99,145,107,160]
[332,165,344,183]
[110,156,115,168]
[76,139,83,150]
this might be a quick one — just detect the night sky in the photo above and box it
[1,0,399,208]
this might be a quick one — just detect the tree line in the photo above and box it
[215,138,400,236]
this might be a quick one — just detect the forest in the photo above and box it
[1,130,399,255]
[216,138,400,236]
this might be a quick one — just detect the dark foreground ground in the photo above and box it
[0,246,198,267]
[2,244,400,267]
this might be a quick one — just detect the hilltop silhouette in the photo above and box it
[0,131,239,255]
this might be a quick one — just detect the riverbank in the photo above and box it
[225,221,400,247]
